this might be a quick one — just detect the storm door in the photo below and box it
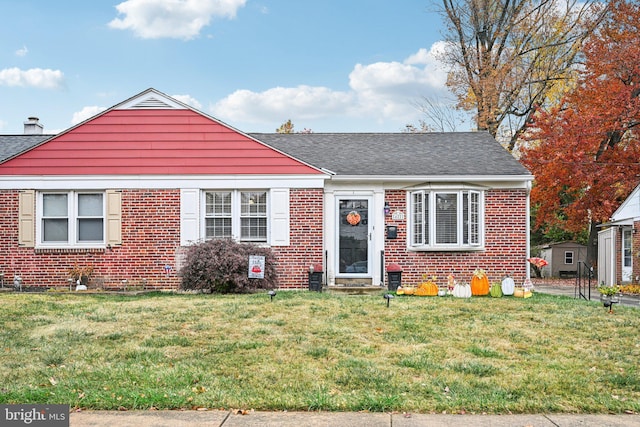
[622,228,633,283]
[337,198,372,276]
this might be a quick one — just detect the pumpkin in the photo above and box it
[416,280,438,296]
[513,287,524,298]
[453,282,471,298]
[490,282,503,298]
[402,286,416,296]
[346,211,361,225]
[470,268,490,296]
[501,276,515,296]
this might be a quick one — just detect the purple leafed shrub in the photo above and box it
[180,239,278,293]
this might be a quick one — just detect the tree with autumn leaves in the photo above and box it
[439,0,602,151]
[521,0,640,256]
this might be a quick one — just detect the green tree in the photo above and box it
[276,119,294,134]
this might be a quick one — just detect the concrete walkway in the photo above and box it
[534,284,640,308]
[69,409,640,427]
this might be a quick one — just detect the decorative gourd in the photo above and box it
[416,279,438,296]
[396,286,405,295]
[471,268,490,296]
[490,282,503,298]
[501,276,515,296]
[513,287,525,298]
[453,282,471,298]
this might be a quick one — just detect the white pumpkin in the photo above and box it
[453,282,472,298]
[501,276,515,296]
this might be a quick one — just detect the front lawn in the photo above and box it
[0,291,638,414]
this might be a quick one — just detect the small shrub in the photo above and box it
[180,239,278,293]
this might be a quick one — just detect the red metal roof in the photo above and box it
[0,109,321,176]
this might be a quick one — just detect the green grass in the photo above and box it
[0,291,638,414]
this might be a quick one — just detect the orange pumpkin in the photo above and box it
[416,280,438,296]
[470,268,490,296]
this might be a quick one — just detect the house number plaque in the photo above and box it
[391,210,405,221]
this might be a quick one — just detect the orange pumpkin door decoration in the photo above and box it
[470,268,490,296]
[346,210,361,225]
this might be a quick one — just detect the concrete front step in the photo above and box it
[327,285,387,295]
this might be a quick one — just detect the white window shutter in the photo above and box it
[270,188,290,246]
[180,189,200,246]
[106,190,122,246]
[18,190,35,247]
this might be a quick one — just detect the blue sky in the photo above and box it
[0,0,468,134]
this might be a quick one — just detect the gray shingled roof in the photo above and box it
[0,134,53,162]
[251,132,531,177]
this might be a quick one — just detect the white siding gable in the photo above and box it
[611,184,640,222]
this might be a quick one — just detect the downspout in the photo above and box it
[526,180,532,279]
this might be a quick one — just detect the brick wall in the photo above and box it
[383,189,528,286]
[0,189,182,290]
[271,188,324,288]
[0,188,323,291]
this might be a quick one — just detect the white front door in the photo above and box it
[336,197,372,277]
[622,228,633,283]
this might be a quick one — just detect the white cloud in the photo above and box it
[212,86,354,124]
[109,0,247,40]
[211,43,451,129]
[0,67,64,89]
[172,94,202,110]
[0,119,7,130]
[15,45,28,57]
[71,106,107,125]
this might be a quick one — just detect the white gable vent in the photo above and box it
[116,90,187,110]
[130,96,175,109]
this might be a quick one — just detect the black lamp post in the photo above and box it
[383,293,394,307]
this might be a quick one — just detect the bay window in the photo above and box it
[410,189,483,249]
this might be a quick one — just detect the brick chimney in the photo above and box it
[24,117,43,134]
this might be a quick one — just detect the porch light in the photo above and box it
[384,202,391,215]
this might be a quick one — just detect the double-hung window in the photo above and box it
[40,191,105,245]
[410,189,483,250]
[204,190,268,242]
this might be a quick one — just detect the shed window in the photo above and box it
[564,251,574,265]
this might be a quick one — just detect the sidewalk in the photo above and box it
[69,409,640,427]
[534,283,640,308]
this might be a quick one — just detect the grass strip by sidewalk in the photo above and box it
[0,291,638,414]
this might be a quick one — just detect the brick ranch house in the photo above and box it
[0,88,533,290]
